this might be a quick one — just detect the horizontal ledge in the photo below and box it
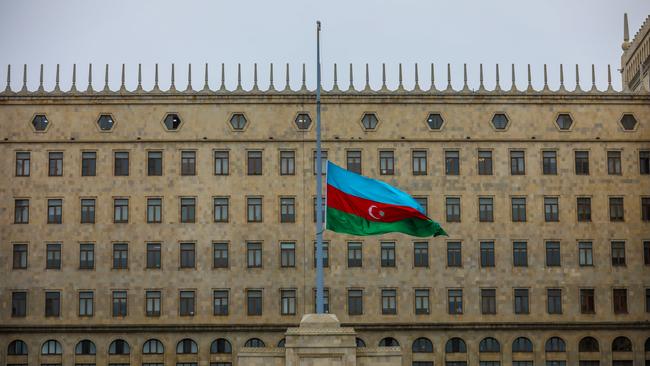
[2,139,650,144]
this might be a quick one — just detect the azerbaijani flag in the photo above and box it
[326,161,446,237]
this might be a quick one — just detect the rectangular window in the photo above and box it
[347,242,362,267]
[544,197,559,222]
[640,150,650,174]
[608,151,622,175]
[381,289,397,314]
[645,241,650,266]
[646,288,650,313]
[313,196,326,223]
[542,151,557,175]
[12,291,27,317]
[578,241,593,266]
[414,242,429,267]
[48,152,63,176]
[513,241,528,267]
[147,243,161,269]
[281,289,296,315]
[280,150,295,175]
[147,198,162,223]
[213,290,229,315]
[348,289,363,315]
[510,150,525,175]
[415,289,430,314]
[47,199,62,224]
[480,241,495,267]
[213,242,229,268]
[113,243,128,269]
[481,288,496,314]
[642,197,650,221]
[313,241,329,268]
[79,291,94,316]
[613,288,627,314]
[247,150,263,175]
[546,241,561,267]
[446,197,461,222]
[180,197,196,223]
[14,199,29,224]
[445,150,459,175]
[280,197,295,223]
[181,150,196,176]
[46,243,61,269]
[414,197,428,216]
[247,289,262,315]
[114,151,129,176]
[147,151,163,176]
[448,289,463,314]
[146,290,161,316]
[412,150,427,175]
[213,197,229,222]
[477,150,493,175]
[609,197,624,221]
[80,243,94,269]
[45,291,60,317]
[346,150,362,174]
[180,291,195,316]
[15,151,30,176]
[113,198,128,223]
[214,150,229,175]
[447,242,462,267]
[313,288,330,313]
[547,288,562,314]
[577,197,592,222]
[479,197,494,222]
[514,288,529,314]
[380,242,396,267]
[13,244,28,269]
[247,197,262,222]
[611,241,626,266]
[247,242,262,268]
[81,151,96,176]
[575,151,589,175]
[580,288,595,314]
[180,243,196,268]
[280,242,296,268]
[112,291,127,317]
[511,197,526,222]
[379,150,394,175]
[80,198,95,223]
[313,150,328,175]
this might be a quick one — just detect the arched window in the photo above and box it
[412,337,433,353]
[210,338,232,354]
[244,338,265,348]
[545,337,565,352]
[379,337,400,347]
[445,338,467,353]
[75,340,96,355]
[176,338,198,354]
[41,340,62,355]
[578,337,599,352]
[143,339,164,354]
[277,338,286,348]
[355,338,366,348]
[8,340,28,355]
[479,337,500,352]
[109,339,130,355]
[611,337,632,352]
[512,337,533,353]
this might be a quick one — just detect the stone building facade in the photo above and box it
[1,13,649,366]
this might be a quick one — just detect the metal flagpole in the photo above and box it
[315,20,325,314]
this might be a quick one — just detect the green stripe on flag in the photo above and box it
[326,207,446,238]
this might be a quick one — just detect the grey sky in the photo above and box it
[1,0,649,91]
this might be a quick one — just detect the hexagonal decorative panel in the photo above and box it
[620,114,637,131]
[361,113,378,130]
[32,114,49,131]
[294,113,312,130]
[426,113,444,130]
[555,114,573,130]
[491,114,509,130]
[163,113,182,131]
[97,114,115,131]
[230,113,247,130]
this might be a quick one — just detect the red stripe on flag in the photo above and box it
[327,184,429,223]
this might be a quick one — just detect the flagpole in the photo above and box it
[315,20,325,314]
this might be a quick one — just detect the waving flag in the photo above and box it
[326,161,446,237]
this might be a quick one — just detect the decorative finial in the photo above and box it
[349,63,354,91]
[202,63,209,92]
[430,63,436,92]
[462,63,468,90]
[54,64,60,92]
[382,63,387,90]
[622,13,630,50]
[236,63,242,91]
[103,64,109,92]
[495,64,501,91]
[269,63,275,91]
[284,63,290,91]
[38,64,44,92]
[446,63,452,91]
[365,63,370,90]
[511,64,516,92]
[414,63,420,91]
[479,64,484,90]
[120,64,126,91]
[527,64,532,91]
[71,64,77,92]
[253,63,258,90]
[21,64,27,93]
[559,64,565,90]
[591,64,596,91]
[220,63,226,91]
[543,64,548,89]
[154,64,159,90]
[575,64,580,90]
[171,63,176,91]
[4,64,10,93]
[398,63,403,89]
[332,63,339,91]
[137,64,142,90]
[607,64,613,90]
[301,63,306,90]
[87,64,93,92]
[187,64,192,92]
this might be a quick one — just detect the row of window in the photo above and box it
[14,149,650,178]
[27,111,642,133]
[10,240,650,271]
[9,286,650,318]
[13,195,650,225]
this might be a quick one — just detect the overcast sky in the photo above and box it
[0,0,649,91]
